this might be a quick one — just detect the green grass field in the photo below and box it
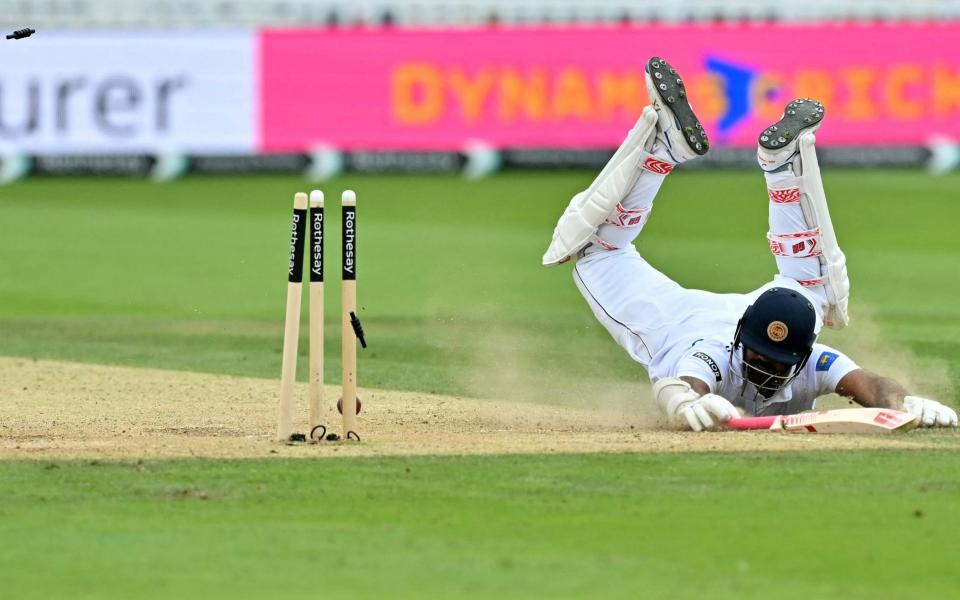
[1,170,959,597]
[2,451,959,599]
[2,170,958,396]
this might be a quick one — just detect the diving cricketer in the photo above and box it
[543,57,957,432]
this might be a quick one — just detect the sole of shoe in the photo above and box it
[759,98,825,150]
[645,56,709,156]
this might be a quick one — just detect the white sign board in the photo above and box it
[0,31,256,154]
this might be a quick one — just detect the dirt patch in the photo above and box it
[1,357,956,460]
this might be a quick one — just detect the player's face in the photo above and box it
[743,348,792,397]
[744,349,790,375]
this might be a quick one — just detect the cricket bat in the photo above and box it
[727,408,918,434]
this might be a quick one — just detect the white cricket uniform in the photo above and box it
[569,140,858,416]
[574,247,858,415]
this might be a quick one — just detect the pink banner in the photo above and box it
[259,25,960,151]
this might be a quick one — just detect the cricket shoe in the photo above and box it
[757,98,825,172]
[644,56,709,163]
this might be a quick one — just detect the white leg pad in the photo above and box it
[798,134,849,328]
[542,107,660,266]
[766,133,849,328]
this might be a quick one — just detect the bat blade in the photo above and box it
[728,408,918,434]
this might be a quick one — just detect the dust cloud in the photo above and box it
[455,320,661,430]
[456,301,956,423]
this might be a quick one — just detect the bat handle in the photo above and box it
[726,416,779,430]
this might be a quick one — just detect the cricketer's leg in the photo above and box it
[541,57,708,266]
[573,246,688,366]
[540,107,659,266]
[560,58,711,365]
[758,99,850,329]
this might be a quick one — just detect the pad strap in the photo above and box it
[640,156,674,175]
[767,228,823,258]
[603,202,651,228]
[768,186,801,204]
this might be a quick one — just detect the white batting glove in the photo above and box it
[677,393,742,432]
[903,396,958,428]
[652,378,741,432]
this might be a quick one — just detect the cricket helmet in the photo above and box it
[735,287,817,367]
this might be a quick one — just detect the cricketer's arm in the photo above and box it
[680,376,711,395]
[835,369,906,409]
[836,369,958,427]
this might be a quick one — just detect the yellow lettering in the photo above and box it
[688,73,725,123]
[449,69,495,122]
[841,68,877,120]
[792,70,834,113]
[499,69,548,121]
[933,64,960,116]
[884,65,923,119]
[752,73,787,122]
[391,63,443,125]
[596,71,645,120]
[552,68,593,120]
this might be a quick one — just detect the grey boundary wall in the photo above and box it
[0,146,940,183]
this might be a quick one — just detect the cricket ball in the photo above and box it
[337,397,362,415]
